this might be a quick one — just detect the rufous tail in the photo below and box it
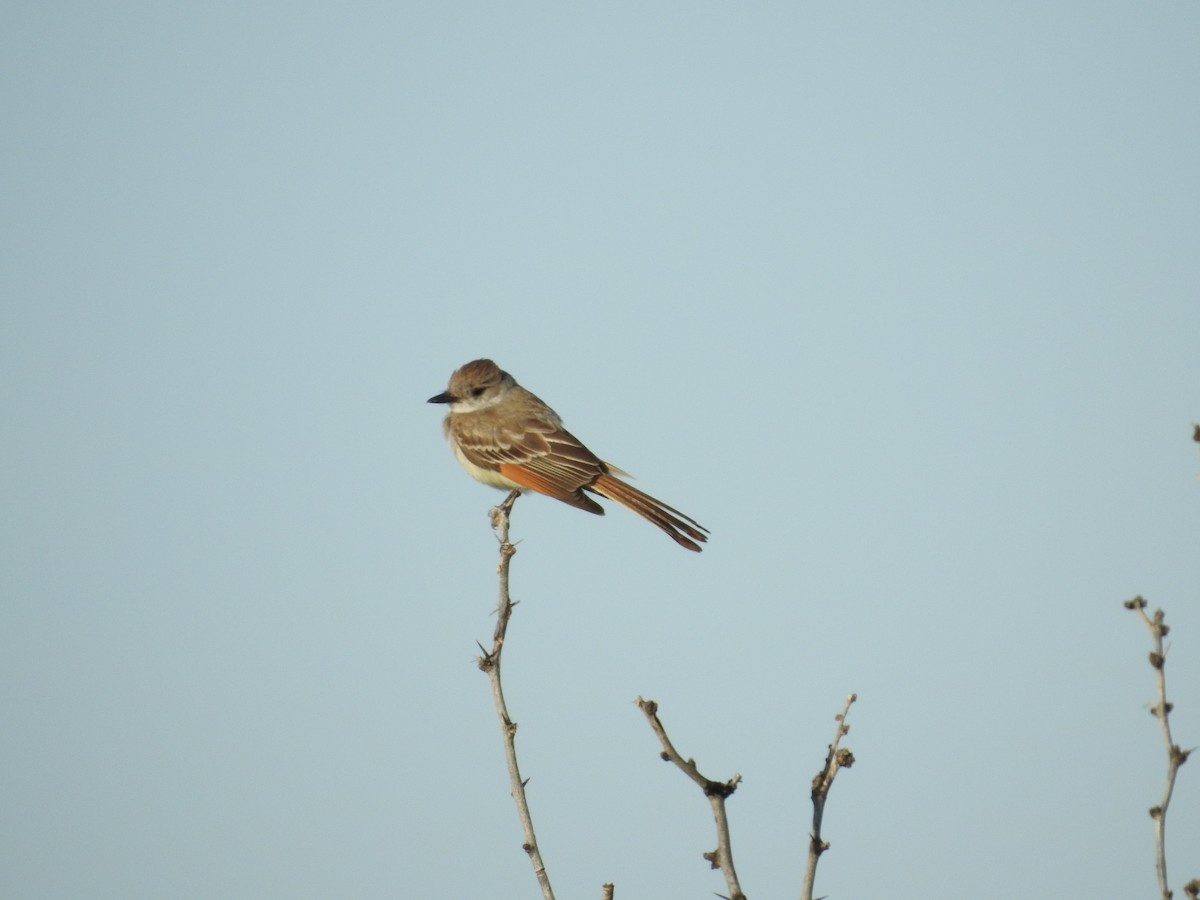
[590,473,709,552]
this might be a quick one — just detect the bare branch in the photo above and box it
[801,694,857,900]
[1125,597,1195,899]
[479,491,555,900]
[634,697,746,900]
[601,882,615,900]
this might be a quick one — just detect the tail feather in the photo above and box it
[590,473,708,552]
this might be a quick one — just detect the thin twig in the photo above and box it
[478,491,555,900]
[1125,596,1194,900]
[634,697,746,900]
[801,693,857,900]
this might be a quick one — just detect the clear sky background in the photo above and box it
[3,3,1198,898]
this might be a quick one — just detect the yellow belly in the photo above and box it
[453,443,524,491]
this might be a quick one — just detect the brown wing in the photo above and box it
[451,413,607,514]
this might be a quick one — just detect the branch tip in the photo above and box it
[803,692,859,900]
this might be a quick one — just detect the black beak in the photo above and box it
[427,391,454,404]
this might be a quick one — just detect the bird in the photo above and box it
[428,359,708,551]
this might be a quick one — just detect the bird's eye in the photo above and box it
[471,387,486,397]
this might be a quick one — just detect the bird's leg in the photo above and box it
[498,489,521,514]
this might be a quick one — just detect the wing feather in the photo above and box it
[450,413,606,511]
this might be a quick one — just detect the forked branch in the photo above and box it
[634,697,745,900]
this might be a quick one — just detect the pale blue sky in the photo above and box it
[3,3,1198,898]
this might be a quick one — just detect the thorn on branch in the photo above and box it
[477,646,497,671]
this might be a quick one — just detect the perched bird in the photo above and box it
[428,359,708,551]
